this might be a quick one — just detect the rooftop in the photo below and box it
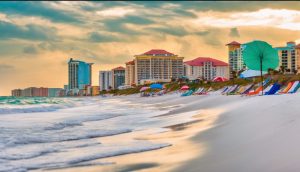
[125,60,135,65]
[184,57,228,67]
[139,49,175,56]
[112,66,125,70]
[226,41,241,46]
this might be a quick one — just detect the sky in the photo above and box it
[1,1,300,96]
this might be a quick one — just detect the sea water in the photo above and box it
[0,96,196,171]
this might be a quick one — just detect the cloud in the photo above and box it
[193,9,300,31]
[103,15,153,35]
[0,21,58,41]
[146,26,188,36]
[229,28,240,37]
[23,45,38,54]
[96,7,135,17]
[88,32,121,43]
[0,2,80,23]
[0,64,14,72]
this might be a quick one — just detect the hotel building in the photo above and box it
[125,60,136,86]
[99,71,113,91]
[68,58,93,90]
[226,41,246,78]
[184,57,229,80]
[112,66,125,89]
[134,49,184,85]
[275,41,300,73]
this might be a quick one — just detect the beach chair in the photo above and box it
[265,83,281,95]
[241,84,254,95]
[288,81,300,94]
[194,87,203,94]
[227,85,240,95]
[181,90,193,97]
[278,81,294,94]
[221,86,229,94]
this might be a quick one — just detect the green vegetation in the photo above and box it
[99,74,300,96]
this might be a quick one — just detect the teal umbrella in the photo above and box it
[242,40,279,95]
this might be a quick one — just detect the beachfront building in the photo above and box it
[184,57,229,80]
[11,89,22,97]
[112,66,125,89]
[68,58,93,90]
[99,71,113,91]
[226,41,246,79]
[134,49,184,85]
[48,88,62,97]
[275,41,300,73]
[125,60,136,86]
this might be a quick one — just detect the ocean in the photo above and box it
[0,96,196,171]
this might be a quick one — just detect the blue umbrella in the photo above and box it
[240,70,267,78]
[150,83,163,89]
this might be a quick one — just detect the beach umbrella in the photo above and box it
[140,87,149,92]
[213,76,228,82]
[181,85,189,90]
[242,40,279,95]
[150,83,163,89]
[240,70,267,78]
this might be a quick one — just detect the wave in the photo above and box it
[44,113,122,130]
[68,143,171,164]
[6,129,131,146]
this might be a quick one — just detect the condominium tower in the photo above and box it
[275,41,300,73]
[125,60,136,86]
[112,66,125,89]
[68,58,93,90]
[99,71,113,91]
[134,49,184,85]
[184,57,229,80]
[226,41,245,78]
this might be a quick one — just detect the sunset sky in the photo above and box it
[1,1,300,95]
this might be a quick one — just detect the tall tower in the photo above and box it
[226,41,244,79]
[68,58,93,90]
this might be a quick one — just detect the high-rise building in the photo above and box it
[226,41,246,78]
[68,58,93,90]
[134,49,184,85]
[112,66,125,89]
[11,89,22,97]
[184,57,229,80]
[99,71,112,91]
[275,41,300,73]
[125,60,136,86]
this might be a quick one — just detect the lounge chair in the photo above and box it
[288,81,300,94]
[265,83,281,95]
[278,81,294,94]
[181,90,194,97]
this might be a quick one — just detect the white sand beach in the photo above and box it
[49,91,300,172]
[2,92,300,172]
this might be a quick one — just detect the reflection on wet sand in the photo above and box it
[55,109,221,172]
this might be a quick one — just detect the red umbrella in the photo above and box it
[213,76,228,82]
[181,85,189,90]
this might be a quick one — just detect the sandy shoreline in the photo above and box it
[54,92,300,172]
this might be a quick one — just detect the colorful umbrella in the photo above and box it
[150,83,163,89]
[140,87,149,92]
[181,85,189,90]
[213,76,228,82]
[242,40,279,95]
[239,70,267,78]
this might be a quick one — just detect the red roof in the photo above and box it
[125,60,135,65]
[112,66,125,70]
[184,57,228,67]
[141,49,174,56]
[287,41,296,44]
[226,41,241,46]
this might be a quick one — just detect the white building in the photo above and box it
[184,57,229,80]
[99,71,112,91]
